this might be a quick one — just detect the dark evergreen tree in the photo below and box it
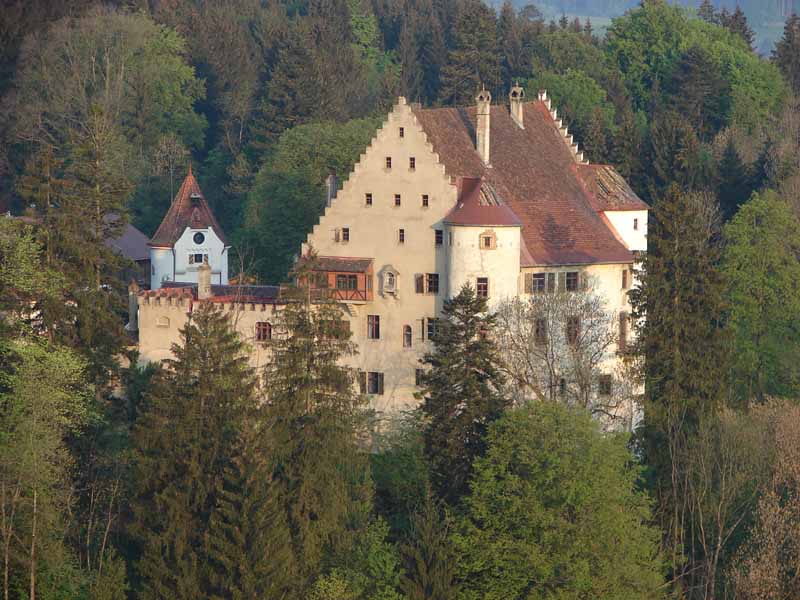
[773,13,800,95]
[610,107,642,182]
[438,0,499,105]
[497,1,524,89]
[400,489,459,600]
[558,13,569,30]
[666,45,729,140]
[264,257,372,593]
[418,284,508,504]
[130,304,257,599]
[646,110,710,200]
[698,0,717,23]
[719,5,755,48]
[583,17,594,40]
[582,106,609,163]
[628,185,728,588]
[716,138,752,220]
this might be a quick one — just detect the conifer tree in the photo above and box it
[400,489,459,600]
[628,186,728,586]
[438,0,499,105]
[773,13,800,94]
[418,284,508,504]
[717,138,752,220]
[263,257,372,592]
[497,1,524,89]
[130,304,257,599]
[582,106,609,163]
[698,0,717,23]
[611,107,642,182]
[720,5,754,48]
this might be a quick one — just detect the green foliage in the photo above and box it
[454,402,664,600]
[419,284,508,504]
[130,304,257,599]
[242,117,380,283]
[773,14,800,95]
[722,191,800,403]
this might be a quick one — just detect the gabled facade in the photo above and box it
[148,166,229,290]
[136,87,648,419]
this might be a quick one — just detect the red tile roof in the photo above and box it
[149,166,228,248]
[576,164,649,212]
[412,101,646,266]
[445,177,523,226]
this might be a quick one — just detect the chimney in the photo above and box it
[125,280,139,333]
[198,258,212,300]
[325,172,338,207]
[475,87,492,166]
[509,83,525,128]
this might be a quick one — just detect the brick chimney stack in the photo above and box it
[476,87,492,166]
[198,258,212,300]
[509,83,524,129]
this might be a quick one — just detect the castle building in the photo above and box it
[147,164,229,290]
[135,87,648,417]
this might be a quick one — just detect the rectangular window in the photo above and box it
[566,271,579,292]
[526,272,546,293]
[399,127,404,138]
[547,273,556,293]
[365,193,373,206]
[385,157,392,169]
[566,316,580,346]
[368,315,380,340]
[415,368,423,386]
[367,371,384,395]
[598,374,613,397]
[482,235,492,248]
[255,321,272,341]
[633,218,639,231]
[476,277,489,298]
[422,194,429,207]
[622,269,629,290]
[342,227,350,243]
[435,230,443,246]
[409,157,416,170]
[399,228,405,244]
[415,274,424,294]
[426,273,439,294]
[427,318,438,341]
[394,194,401,206]
[336,274,358,290]
[619,311,629,352]
[534,318,548,346]
[189,253,208,265]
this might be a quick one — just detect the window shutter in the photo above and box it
[524,273,533,293]
[558,272,566,291]
[358,371,366,394]
[334,228,340,242]
[547,272,556,293]
[377,373,384,395]
[415,274,424,294]
[580,271,588,291]
[417,318,425,341]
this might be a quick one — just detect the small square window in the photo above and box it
[394,194,401,206]
[367,371,384,395]
[399,229,405,244]
[385,157,392,169]
[476,277,489,298]
[435,230,443,246]
[255,321,272,342]
[633,218,639,231]
[399,127,404,138]
[422,194,429,207]
[365,193,372,206]
[409,157,416,170]
[342,227,350,243]
[598,374,613,396]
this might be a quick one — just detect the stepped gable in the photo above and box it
[149,165,229,248]
[445,177,522,226]
[576,164,649,212]
[412,101,640,266]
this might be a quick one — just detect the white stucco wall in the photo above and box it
[446,224,521,308]
[149,227,228,289]
[603,210,648,252]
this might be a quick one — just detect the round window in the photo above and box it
[193,232,205,245]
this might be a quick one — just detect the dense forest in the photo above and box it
[2,0,800,598]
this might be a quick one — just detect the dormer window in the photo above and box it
[190,192,201,207]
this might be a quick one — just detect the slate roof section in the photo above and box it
[313,256,373,273]
[576,164,650,212]
[445,177,523,226]
[106,217,150,262]
[149,166,229,248]
[412,101,645,266]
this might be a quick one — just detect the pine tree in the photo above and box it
[698,0,717,23]
[438,0,499,105]
[610,107,642,182]
[628,185,728,587]
[582,106,608,163]
[497,1,524,89]
[773,13,800,95]
[400,489,459,600]
[419,284,508,504]
[130,304,257,599]
[558,13,569,30]
[717,138,752,220]
[720,5,755,48]
[263,257,372,592]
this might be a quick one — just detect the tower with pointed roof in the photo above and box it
[148,166,229,289]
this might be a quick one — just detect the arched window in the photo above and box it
[156,316,170,328]
[403,325,412,348]
[256,321,272,342]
